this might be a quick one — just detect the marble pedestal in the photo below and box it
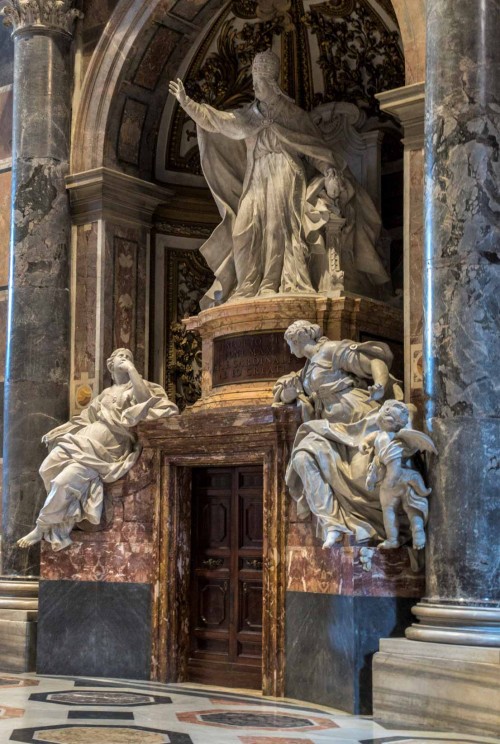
[184,294,403,409]
[372,638,500,737]
[0,578,38,672]
[286,515,423,714]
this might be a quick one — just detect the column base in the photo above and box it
[406,601,500,646]
[0,578,39,672]
[373,638,500,737]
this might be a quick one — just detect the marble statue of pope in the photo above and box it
[169,49,388,309]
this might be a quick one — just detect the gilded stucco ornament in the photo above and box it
[17,349,179,552]
[1,0,83,36]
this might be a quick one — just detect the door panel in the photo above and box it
[189,466,263,689]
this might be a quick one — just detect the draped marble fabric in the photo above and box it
[285,340,407,543]
[182,95,388,309]
[37,382,178,550]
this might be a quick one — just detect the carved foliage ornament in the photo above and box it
[1,0,83,36]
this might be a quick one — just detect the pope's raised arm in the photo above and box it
[168,78,246,139]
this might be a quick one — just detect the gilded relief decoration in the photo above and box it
[303,0,404,115]
[165,249,213,410]
[165,0,403,175]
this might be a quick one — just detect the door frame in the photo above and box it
[151,444,287,696]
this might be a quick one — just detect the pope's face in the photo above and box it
[252,74,276,102]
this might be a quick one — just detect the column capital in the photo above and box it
[1,0,83,39]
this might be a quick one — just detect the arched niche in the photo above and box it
[71,0,425,179]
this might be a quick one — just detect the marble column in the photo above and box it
[1,1,82,576]
[405,0,500,646]
[374,3,500,732]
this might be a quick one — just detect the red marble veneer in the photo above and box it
[286,543,424,597]
[40,449,158,583]
[286,491,424,596]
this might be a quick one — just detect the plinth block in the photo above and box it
[184,294,402,409]
[0,578,39,672]
[372,638,500,736]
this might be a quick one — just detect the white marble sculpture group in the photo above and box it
[19,51,435,553]
[274,321,436,551]
[169,49,388,309]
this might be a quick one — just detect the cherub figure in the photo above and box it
[359,400,437,550]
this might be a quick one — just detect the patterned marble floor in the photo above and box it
[0,672,498,744]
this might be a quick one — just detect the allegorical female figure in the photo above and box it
[273,321,405,548]
[169,49,388,309]
[17,349,178,551]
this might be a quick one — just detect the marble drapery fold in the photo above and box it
[182,95,388,309]
[36,381,178,551]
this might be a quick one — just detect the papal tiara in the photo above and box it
[251,49,281,79]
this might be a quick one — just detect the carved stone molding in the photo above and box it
[1,0,83,38]
[66,167,173,226]
[376,82,425,150]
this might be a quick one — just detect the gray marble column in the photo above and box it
[1,1,82,575]
[406,0,500,645]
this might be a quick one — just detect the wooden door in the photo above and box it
[188,465,263,689]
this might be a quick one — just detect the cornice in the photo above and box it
[376,82,425,150]
[66,167,174,227]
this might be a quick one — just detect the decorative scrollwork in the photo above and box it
[1,0,83,36]
[246,558,263,570]
[166,248,213,411]
[304,0,404,116]
[185,17,286,109]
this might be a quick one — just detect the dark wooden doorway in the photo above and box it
[188,465,263,689]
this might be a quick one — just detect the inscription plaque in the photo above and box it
[213,332,302,387]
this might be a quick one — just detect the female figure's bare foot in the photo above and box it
[378,539,399,549]
[322,529,342,549]
[17,525,44,548]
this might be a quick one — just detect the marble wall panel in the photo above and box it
[285,591,416,714]
[40,449,157,584]
[286,545,423,598]
[37,580,152,678]
[110,225,148,374]
[0,86,13,161]
[113,236,138,350]
[74,223,97,383]
[407,148,424,418]
[0,25,14,88]
[0,169,11,287]
[391,0,425,84]
[134,26,182,91]
[117,98,148,166]
[0,293,8,380]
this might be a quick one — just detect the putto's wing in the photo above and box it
[397,428,438,456]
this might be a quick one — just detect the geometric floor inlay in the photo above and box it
[0,705,25,719]
[240,738,316,744]
[10,725,193,744]
[177,709,337,731]
[0,675,39,689]
[29,691,172,707]
[3,674,498,744]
